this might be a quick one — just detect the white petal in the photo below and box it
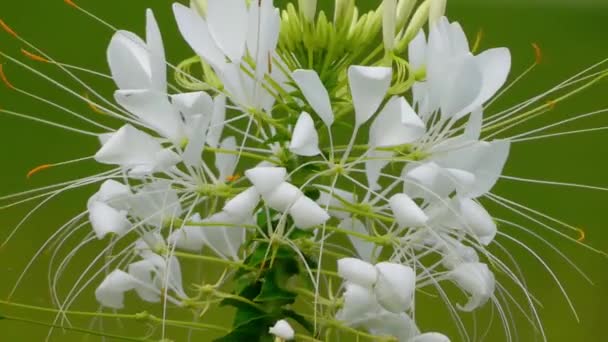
[369,96,425,148]
[389,193,428,227]
[449,262,495,312]
[206,95,226,148]
[171,91,214,117]
[183,114,211,166]
[201,212,246,260]
[128,259,161,302]
[365,312,419,341]
[289,196,330,229]
[292,70,334,126]
[348,66,392,126]
[337,258,377,288]
[317,187,357,220]
[88,201,131,239]
[464,109,483,141]
[173,3,225,70]
[206,0,248,62]
[457,198,496,245]
[290,112,321,156]
[339,218,375,262]
[169,227,206,252]
[374,262,416,313]
[365,150,392,191]
[412,332,451,342]
[145,10,167,91]
[440,56,483,119]
[129,181,182,227]
[264,182,302,212]
[223,187,260,218]
[268,320,295,340]
[114,89,184,142]
[475,48,511,107]
[107,31,151,90]
[336,283,378,324]
[95,270,138,309]
[95,124,161,168]
[215,136,238,181]
[408,30,427,71]
[152,148,181,173]
[247,0,281,79]
[90,180,131,210]
[245,167,287,194]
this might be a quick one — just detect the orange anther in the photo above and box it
[64,0,79,8]
[27,164,53,179]
[576,228,586,242]
[0,19,17,37]
[21,49,50,63]
[0,64,15,90]
[83,92,106,114]
[532,43,542,65]
[226,174,241,182]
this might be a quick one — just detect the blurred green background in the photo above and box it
[0,0,606,341]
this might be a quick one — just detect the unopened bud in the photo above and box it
[190,0,207,18]
[395,0,417,34]
[383,0,397,51]
[429,0,447,26]
[299,0,317,22]
[396,0,430,51]
[334,0,355,27]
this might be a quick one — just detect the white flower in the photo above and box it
[369,96,426,148]
[269,319,295,340]
[339,218,376,262]
[292,70,334,127]
[389,193,429,228]
[289,112,321,156]
[409,17,511,121]
[337,258,417,314]
[173,1,283,111]
[448,262,495,312]
[349,66,393,126]
[96,253,186,309]
[94,124,181,176]
[245,166,330,229]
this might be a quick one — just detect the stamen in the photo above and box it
[0,19,18,38]
[27,164,53,179]
[532,43,542,65]
[21,49,50,63]
[64,0,79,8]
[226,174,241,182]
[472,28,484,54]
[83,92,107,114]
[546,99,557,110]
[0,64,15,89]
[576,228,586,242]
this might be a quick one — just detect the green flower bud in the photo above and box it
[395,0,417,35]
[299,0,317,23]
[429,0,447,26]
[190,0,207,18]
[395,0,430,52]
[383,0,397,51]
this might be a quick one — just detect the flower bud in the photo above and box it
[189,0,207,18]
[429,0,447,26]
[382,0,397,51]
[269,319,295,340]
[396,0,430,51]
[395,0,417,35]
[299,0,317,23]
[334,0,355,27]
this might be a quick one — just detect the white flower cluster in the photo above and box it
[80,0,514,340]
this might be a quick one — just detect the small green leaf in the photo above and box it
[282,309,314,333]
